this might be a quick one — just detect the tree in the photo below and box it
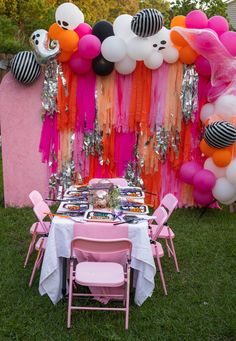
[170,0,229,20]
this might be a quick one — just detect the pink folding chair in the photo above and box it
[149,207,169,296]
[88,178,128,186]
[151,193,180,273]
[29,190,44,206]
[68,223,132,329]
[26,201,51,285]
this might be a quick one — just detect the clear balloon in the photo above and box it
[101,36,126,62]
[113,14,136,42]
[212,177,236,203]
[204,157,226,178]
[29,29,60,65]
[200,103,215,122]
[115,56,136,75]
[127,37,152,61]
[55,2,84,30]
[144,52,163,70]
[226,159,236,184]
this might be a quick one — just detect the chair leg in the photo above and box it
[165,239,171,258]
[156,256,168,296]
[29,241,44,287]
[125,267,131,330]
[169,238,180,273]
[24,234,37,268]
[67,261,74,328]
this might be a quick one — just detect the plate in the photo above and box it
[63,203,89,213]
[119,187,144,198]
[84,210,120,223]
[64,190,89,200]
[119,204,149,214]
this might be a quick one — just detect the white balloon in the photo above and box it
[200,103,215,122]
[220,194,236,205]
[55,2,84,30]
[127,37,152,61]
[226,159,236,184]
[113,14,136,42]
[115,56,136,75]
[204,158,226,178]
[214,94,236,118]
[212,177,236,203]
[144,52,163,69]
[162,46,179,63]
[101,36,126,62]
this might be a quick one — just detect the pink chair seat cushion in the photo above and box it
[75,262,125,287]
[150,224,175,239]
[35,237,47,250]
[30,222,50,235]
[151,241,164,258]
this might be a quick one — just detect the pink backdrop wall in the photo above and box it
[0,73,48,207]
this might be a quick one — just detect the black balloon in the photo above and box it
[92,54,114,76]
[92,20,114,42]
[11,51,41,85]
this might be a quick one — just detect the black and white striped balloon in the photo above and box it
[131,8,164,38]
[11,51,41,85]
[204,121,236,148]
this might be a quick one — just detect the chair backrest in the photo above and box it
[88,178,128,186]
[151,206,168,240]
[160,193,178,218]
[73,223,130,266]
[29,190,44,206]
[33,201,51,233]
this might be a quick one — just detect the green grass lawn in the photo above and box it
[0,154,236,340]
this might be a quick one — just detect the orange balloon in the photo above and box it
[170,31,188,47]
[57,50,73,63]
[170,15,186,28]
[48,23,63,40]
[212,149,232,167]
[58,30,79,52]
[200,139,218,157]
[179,45,198,65]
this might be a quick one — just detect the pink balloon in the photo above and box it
[193,189,214,206]
[179,161,202,185]
[208,16,229,36]
[75,23,92,38]
[186,10,208,29]
[193,169,216,192]
[220,31,236,56]
[195,56,211,77]
[69,52,92,74]
[78,34,101,59]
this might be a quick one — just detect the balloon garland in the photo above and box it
[9,2,236,207]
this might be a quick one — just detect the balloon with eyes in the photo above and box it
[144,27,179,70]
[30,29,60,65]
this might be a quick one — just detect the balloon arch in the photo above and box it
[9,2,236,207]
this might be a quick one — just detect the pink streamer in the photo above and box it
[115,73,133,132]
[76,70,96,132]
[114,132,136,176]
[73,131,90,178]
[39,113,59,173]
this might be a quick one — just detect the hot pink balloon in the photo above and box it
[195,56,211,77]
[75,23,92,38]
[179,161,202,185]
[220,31,236,57]
[69,52,92,74]
[193,189,214,206]
[186,10,208,29]
[193,169,216,192]
[208,16,229,36]
[78,34,101,59]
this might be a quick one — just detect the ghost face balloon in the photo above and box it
[55,2,84,31]
[30,29,60,64]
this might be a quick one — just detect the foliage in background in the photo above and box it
[0,0,231,54]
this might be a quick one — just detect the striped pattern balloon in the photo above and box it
[131,9,163,38]
[204,121,236,148]
[11,51,41,85]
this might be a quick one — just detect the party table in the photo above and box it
[39,186,156,306]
